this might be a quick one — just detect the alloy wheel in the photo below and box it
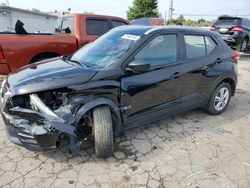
[214,87,230,111]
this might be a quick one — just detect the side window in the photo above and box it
[112,20,128,28]
[134,35,177,67]
[205,36,217,55]
[184,35,206,59]
[86,19,110,35]
[61,17,75,33]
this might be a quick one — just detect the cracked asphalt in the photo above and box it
[0,53,250,188]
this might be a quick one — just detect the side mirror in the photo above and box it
[127,60,150,73]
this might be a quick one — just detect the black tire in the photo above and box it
[236,38,248,52]
[93,106,113,158]
[205,82,232,115]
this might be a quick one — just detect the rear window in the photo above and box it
[86,19,110,35]
[205,36,217,55]
[184,35,217,59]
[215,18,242,26]
[184,35,206,59]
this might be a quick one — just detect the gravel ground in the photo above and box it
[0,53,250,188]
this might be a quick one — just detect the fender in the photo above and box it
[74,98,122,135]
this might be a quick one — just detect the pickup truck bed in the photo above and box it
[0,34,78,74]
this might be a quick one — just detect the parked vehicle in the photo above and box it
[131,18,165,26]
[0,14,129,75]
[0,26,238,158]
[210,16,250,52]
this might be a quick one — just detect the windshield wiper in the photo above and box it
[66,58,85,67]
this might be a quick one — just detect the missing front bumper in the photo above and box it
[2,111,59,151]
[1,94,77,151]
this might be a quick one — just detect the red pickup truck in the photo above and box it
[0,14,129,75]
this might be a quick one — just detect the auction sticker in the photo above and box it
[121,34,141,41]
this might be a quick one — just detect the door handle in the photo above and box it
[170,72,182,79]
[215,58,222,64]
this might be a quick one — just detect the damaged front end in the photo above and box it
[0,82,87,153]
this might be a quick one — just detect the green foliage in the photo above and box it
[127,0,160,20]
[166,15,215,27]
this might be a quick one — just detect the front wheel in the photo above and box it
[93,106,113,158]
[206,82,232,115]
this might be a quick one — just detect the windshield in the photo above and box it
[70,29,142,69]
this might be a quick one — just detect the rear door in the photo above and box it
[120,32,184,126]
[180,33,225,110]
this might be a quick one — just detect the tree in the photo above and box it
[175,15,185,25]
[127,0,160,20]
[166,15,214,27]
[197,18,206,26]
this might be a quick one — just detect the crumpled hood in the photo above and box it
[6,58,98,95]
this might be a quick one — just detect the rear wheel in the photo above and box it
[93,106,113,158]
[236,38,248,52]
[206,82,232,115]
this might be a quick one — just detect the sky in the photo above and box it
[2,0,250,20]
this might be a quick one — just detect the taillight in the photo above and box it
[0,46,5,59]
[232,27,243,32]
[232,51,239,64]
[0,46,5,60]
[209,26,216,31]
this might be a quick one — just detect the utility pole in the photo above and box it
[6,0,9,6]
[168,0,174,21]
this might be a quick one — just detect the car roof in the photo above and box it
[113,25,218,36]
[60,14,129,23]
[218,16,243,20]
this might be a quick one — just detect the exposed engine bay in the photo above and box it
[1,86,113,155]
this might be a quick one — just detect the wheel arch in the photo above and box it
[221,78,236,96]
[74,98,122,135]
[210,77,236,97]
[205,75,237,107]
[29,52,61,64]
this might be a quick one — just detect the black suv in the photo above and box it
[210,16,250,52]
[0,26,238,158]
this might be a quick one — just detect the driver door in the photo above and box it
[120,33,184,127]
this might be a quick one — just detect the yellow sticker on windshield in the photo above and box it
[121,34,141,41]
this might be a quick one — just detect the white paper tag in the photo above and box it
[121,34,141,41]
